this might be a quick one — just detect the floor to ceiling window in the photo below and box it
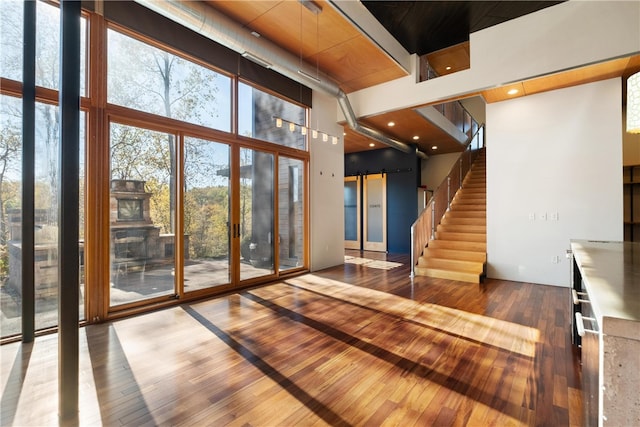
[0,2,310,340]
[0,1,87,339]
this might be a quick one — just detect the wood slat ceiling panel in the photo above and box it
[626,55,640,76]
[248,1,361,58]
[340,65,409,93]
[425,42,470,76]
[482,82,525,104]
[360,109,466,155]
[482,56,640,104]
[310,35,404,86]
[523,57,632,96]
[204,0,407,93]
[205,1,280,26]
[343,127,378,153]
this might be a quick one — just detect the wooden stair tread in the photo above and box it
[445,210,485,218]
[440,217,486,226]
[435,231,486,242]
[437,224,486,234]
[422,247,487,262]
[418,257,484,273]
[414,266,481,283]
[429,240,487,251]
[455,191,485,196]
[451,200,485,206]
[448,205,486,211]
[459,188,486,193]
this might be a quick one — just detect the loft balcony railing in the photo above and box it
[418,56,477,139]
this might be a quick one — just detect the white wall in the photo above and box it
[487,79,623,287]
[421,152,461,193]
[460,96,486,125]
[310,90,345,271]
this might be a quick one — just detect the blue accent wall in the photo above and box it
[345,148,420,254]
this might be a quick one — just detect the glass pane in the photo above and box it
[107,29,231,132]
[278,157,304,272]
[183,137,230,291]
[79,113,85,322]
[238,82,306,150]
[366,178,384,243]
[0,95,23,338]
[109,123,176,306]
[0,97,86,337]
[0,1,87,95]
[344,180,358,241]
[33,103,60,330]
[0,1,23,82]
[32,105,86,329]
[240,148,275,281]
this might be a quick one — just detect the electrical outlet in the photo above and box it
[552,255,560,264]
[540,212,547,220]
[551,212,559,221]
[528,212,535,220]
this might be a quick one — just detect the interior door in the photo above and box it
[344,176,361,249]
[363,173,387,252]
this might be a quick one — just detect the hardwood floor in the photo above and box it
[1,251,583,426]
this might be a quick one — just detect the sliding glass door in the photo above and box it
[278,156,304,272]
[183,137,231,292]
[363,173,387,252]
[107,129,302,310]
[239,147,275,282]
[344,176,361,250]
[109,123,177,307]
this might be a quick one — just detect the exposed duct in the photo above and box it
[133,0,427,159]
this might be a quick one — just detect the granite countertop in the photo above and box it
[571,239,640,340]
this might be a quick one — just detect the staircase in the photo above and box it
[415,151,486,283]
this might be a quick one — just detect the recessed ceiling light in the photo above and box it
[507,88,519,95]
[445,66,452,71]
[387,121,395,127]
[413,135,419,140]
[369,143,375,147]
[431,145,438,150]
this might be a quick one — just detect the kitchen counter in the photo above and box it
[570,239,640,427]
[571,239,640,339]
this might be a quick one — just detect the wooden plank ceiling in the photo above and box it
[204,1,640,156]
[206,0,407,93]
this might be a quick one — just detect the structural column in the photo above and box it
[21,0,36,343]
[58,0,81,420]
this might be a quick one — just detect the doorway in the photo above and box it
[344,173,387,252]
[344,176,361,250]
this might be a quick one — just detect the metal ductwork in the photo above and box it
[133,0,427,159]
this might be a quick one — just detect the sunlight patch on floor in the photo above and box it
[344,256,403,270]
[288,274,540,358]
